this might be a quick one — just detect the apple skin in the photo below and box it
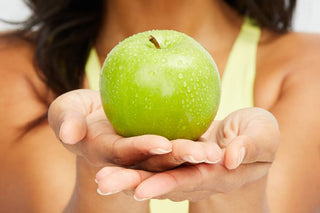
[100,30,220,140]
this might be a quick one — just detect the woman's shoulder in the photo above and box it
[255,30,320,109]
[0,35,40,84]
[0,35,52,138]
[267,31,320,85]
[259,31,320,73]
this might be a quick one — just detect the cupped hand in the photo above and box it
[48,89,222,170]
[48,89,173,167]
[95,107,280,202]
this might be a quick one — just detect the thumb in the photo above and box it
[223,135,249,170]
[48,89,100,144]
[56,110,87,144]
[216,108,280,170]
[224,130,279,170]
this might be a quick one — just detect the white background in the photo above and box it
[0,0,320,33]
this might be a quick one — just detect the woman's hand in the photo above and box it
[48,89,173,167]
[95,108,280,202]
[48,89,222,170]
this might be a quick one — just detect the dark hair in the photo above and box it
[14,0,104,96]
[225,0,296,32]
[2,0,104,135]
[4,0,296,133]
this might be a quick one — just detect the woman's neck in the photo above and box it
[95,0,243,61]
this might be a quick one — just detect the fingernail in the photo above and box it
[182,155,205,164]
[205,159,221,164]
[134,194,150,201]
[58,124,65,143]
[150,148,172,155]
[97,188,121,196]
[235,147,246,168]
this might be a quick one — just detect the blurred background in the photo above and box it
[0,0,320,33]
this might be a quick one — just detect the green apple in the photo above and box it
[100,30,220,140]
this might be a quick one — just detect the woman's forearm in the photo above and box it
[64,157,149,213]
[189,176,269,213]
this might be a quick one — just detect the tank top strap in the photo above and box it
[215,16,261,120]
[85,48,101,91]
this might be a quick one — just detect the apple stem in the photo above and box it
[149,35,161,49]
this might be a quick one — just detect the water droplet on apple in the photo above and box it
[178,73,183,79]
[183,81,187,87]
[187,87,191,92]
[149,70,156,76]
[177,59,184,66]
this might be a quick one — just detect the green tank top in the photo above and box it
[85,17,260,213]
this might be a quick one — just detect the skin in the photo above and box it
[0,0,320,212]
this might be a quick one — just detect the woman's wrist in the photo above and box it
[65,156,149,213]
[189,175,269,213]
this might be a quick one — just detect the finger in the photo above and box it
[61,105,173,166]
[202,141,223,164]
[224,133,277,170]
[79,119,173,166]
[215,108,280,169]
[48,89,100,144]
[135,162,271,200]
[135,139,205,172]
[134,164,208,200]
[110,135,172,157]
[135,139,222,172]
[58,111,87,144]
[104,135,172,165]
[96,167,153,196]
[215,114,239,148]
[223,136,247,170]
[172,139,222,164]
[95,166,123,182]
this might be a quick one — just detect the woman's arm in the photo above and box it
[0,40,151,213]
[265,38,320,212]
[0,40,76,212]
